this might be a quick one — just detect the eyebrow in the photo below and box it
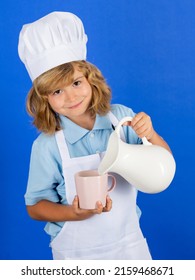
[73,75,84,81]
[49,75,85,94]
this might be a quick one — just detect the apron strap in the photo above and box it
[55,111,126,162]
[55,130,71,161]
[107,112,126,141]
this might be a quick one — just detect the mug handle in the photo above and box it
[115,116,152,146]
[107,174,116,192]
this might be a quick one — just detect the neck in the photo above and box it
[68,115,96,130]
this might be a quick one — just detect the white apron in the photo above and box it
[50,112,152,260]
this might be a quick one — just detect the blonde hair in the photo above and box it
[26,61,111,134]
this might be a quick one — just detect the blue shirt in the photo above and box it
[25,104,142,239]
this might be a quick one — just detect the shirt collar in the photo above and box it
[59,114,112,144]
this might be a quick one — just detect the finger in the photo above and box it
[132,114,152,135]
[94,201,104,214]
[136,127,150,139]
[132,119,146,131]
[103,196,112,212]
[134,123,149,136]
[72,195,79,209]
[131,112,145,126]
[132,112,151,128]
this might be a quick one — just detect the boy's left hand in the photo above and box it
[123,112,172,152]
[124,112,155,141]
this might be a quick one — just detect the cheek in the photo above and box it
[48,97,59,109]
[84,84,92,98]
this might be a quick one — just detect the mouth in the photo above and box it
[67,100,83,109]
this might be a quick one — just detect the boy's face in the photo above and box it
[48,69,93,125]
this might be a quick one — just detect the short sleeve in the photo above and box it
[24,135,64,205]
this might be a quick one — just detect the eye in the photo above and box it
[73,80,82,87]
[52,89,64,96]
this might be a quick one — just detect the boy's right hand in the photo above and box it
[72,195,112,220]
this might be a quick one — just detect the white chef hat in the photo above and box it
[18,11,88,81]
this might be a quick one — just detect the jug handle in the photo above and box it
[115,116,152,146]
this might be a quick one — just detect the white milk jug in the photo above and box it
[98,117,176,193]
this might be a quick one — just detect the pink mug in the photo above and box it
[74,169,116,209]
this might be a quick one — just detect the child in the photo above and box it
[18,12,171,260]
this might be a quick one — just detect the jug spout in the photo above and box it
[98,131,120,175]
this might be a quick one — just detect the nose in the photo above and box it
[64,87,77,103]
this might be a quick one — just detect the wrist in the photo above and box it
[146,129,156,141]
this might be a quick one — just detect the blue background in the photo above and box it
[1,0,195,260]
